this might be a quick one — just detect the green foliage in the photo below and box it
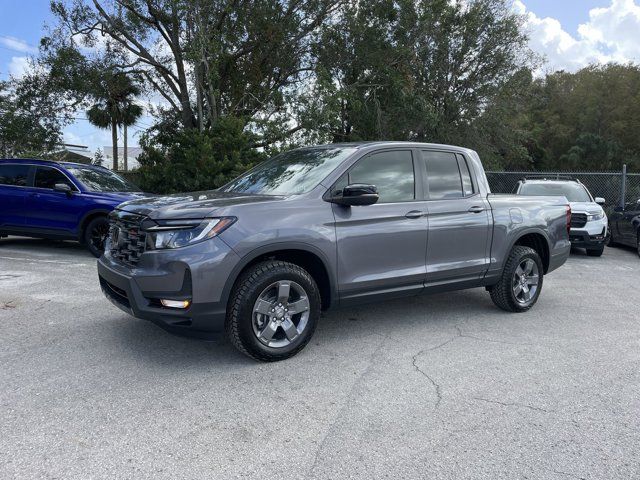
[520,64,640,171]
[135,116,266,194]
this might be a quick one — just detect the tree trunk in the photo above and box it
[111,119,118,171]
[123,124,128,172]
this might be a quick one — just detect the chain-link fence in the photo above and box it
[486,168,640,209]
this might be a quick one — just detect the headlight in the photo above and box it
[587,212,605,222]
[145,217,236,249]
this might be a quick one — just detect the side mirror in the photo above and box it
[595,197,605,205]
[54,183,73,195]
[330,184,379,206]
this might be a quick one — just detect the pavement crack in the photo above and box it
[411,350,443,408]
[473,396,552,413]
[455,324,531,346]
[552,469,587,480]
[307,336,386,478]
[1,300,16,310]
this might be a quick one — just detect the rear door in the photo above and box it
[0,163,30,229]
[422,150,492,286]
[23,166,80,234]
[332,149,429,301]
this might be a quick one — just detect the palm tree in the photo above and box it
[87,73,143,171]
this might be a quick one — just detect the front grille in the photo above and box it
[570,213,588,229]
[108,211,147,266]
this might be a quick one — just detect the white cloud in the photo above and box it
[8,56,29,79]
[516,0,640,72]
[0,35,37,54]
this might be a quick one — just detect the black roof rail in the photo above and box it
[0,157,60,164]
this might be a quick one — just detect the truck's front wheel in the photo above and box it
[489,246,544,313]
[226,260,321,362]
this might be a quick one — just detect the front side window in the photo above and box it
[221,147,357,196]
[67,167,138,192]
[34,167,75,190]
[423,151,464,200]
[0,164,29,186]
[342,150,415,203]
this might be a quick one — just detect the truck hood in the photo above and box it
[568,201,604,215]
[116,190,286,219]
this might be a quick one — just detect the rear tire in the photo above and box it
[637,232,640,258]
[586,245,605,257]
[489,246,544,313]
[606,223,618,247]
[226,260,321,362]
[84,216,110,258]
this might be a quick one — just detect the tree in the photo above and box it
[0,77,64,158]
[86,72,143,170]
[308,0,533,148]
[48,0,340,147]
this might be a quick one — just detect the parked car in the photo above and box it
[608,198,640,257]
[0,158,144,256]
[514,178,607,257]
[98,142,571,361]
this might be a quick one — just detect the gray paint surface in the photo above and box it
[1,238,638,479]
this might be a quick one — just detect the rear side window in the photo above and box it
[346,150,415,203]
[34,167,75,190]
[0,164,29,186]
[457,154,474,196]
[422,151,463,199]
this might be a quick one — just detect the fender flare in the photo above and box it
[505,227,553,270]
[219,241,337,309]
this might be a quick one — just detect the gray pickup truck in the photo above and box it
[98,142,571,361]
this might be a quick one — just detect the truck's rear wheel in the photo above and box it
[226,260,321,362]
[489,246,544,313]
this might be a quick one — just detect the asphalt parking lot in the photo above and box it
[1,238,639,480]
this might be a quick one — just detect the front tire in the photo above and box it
[226,260,321,362]
[489,246,544,313]
[84,216,110,258]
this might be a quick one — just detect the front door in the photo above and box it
[620,200,640,246]
[332,149,429,301]
[23,166,80,234]
[421,150,492,286]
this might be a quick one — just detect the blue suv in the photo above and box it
[0,159,144,256]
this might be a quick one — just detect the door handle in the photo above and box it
[405,210,426,219]
[468,206,485,213]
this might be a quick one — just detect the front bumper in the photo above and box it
[569,228,606,248]
[97,237,241,338]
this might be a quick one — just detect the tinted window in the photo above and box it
[0,164,29,186]
[519,183,591,202]
[67,167,138,192]
[457,154,474,196]
[222,147,356,195]
[347,150,415,203]
[34,167,75,190]
[423,151,463,199]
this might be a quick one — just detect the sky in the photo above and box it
[1,0,640,154]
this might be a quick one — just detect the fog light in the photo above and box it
[160,299,191,309]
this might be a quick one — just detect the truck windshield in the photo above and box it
[520,183,592,202]
[67,167,139,193]
[220,147,356,195]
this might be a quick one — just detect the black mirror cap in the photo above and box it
[330,183,379,206]
[54,183,72,194]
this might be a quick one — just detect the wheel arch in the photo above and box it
[78,209,111,242]
[222,243,336,311]
[509,229,552,273]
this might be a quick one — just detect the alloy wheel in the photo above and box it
[512,258,540,305]
[252,280,310,348]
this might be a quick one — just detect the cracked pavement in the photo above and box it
[1,237,639,479]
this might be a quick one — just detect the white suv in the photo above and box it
[515,178,607,257]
